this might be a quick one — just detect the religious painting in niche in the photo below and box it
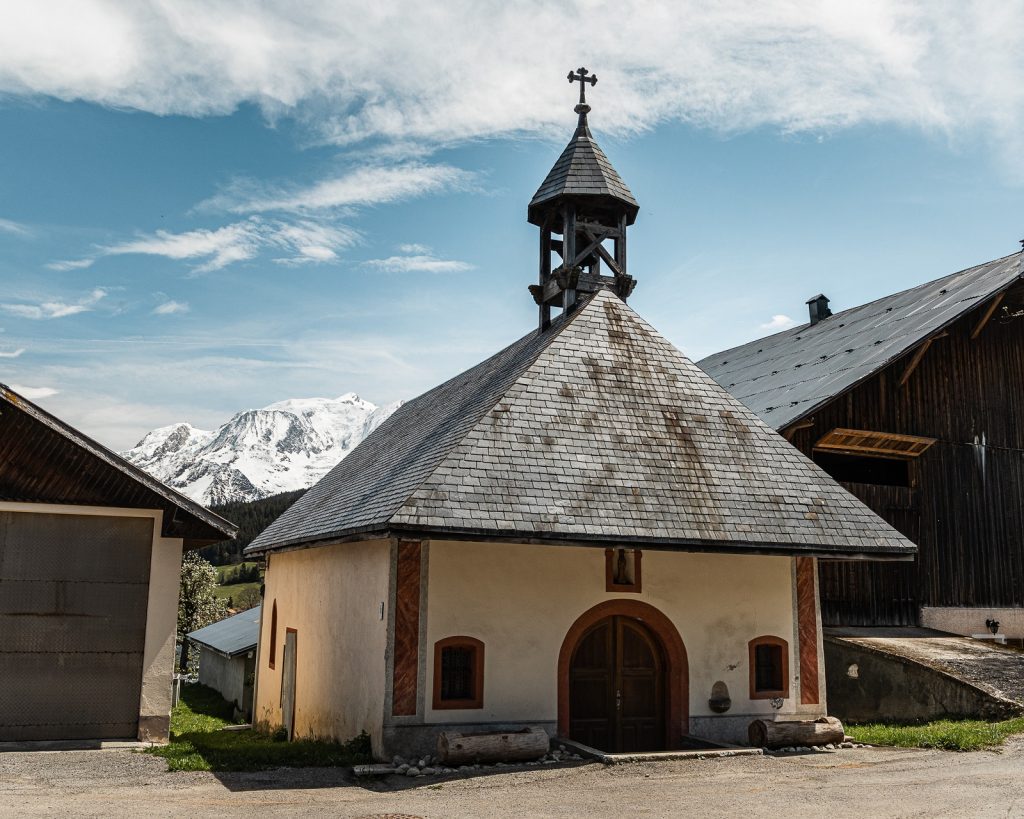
[748,636,790,699]
[433,636,484,710]
[605,548,642,593]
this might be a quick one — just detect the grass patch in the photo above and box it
[216,561,260,584]
[213,580,260,604]
[848,717,1024,751]
[145,683,372,772]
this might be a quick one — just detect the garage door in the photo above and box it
[0,512,153,741]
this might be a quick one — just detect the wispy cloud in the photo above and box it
[203,164,476,214]
[9,384,58,400]
[47,258,96,271]
[760,314,797,331]
[366,246,474,274]
[68,217,359,274]
[1,3,1024,172]
[0,347,25,358]
[0,288,107,320]
[152,300,189,315]
[0,217,30,237]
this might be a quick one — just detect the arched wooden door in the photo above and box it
[568,615,666,752]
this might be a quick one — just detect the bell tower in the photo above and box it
[528,68,639,330]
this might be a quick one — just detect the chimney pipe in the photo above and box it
[806,294,831,326]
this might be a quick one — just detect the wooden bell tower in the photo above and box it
[528,68,640,330]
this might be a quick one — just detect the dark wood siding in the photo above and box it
[790,284,1024,625]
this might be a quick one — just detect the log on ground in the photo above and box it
[748,716,845,748]
[437,726,550,765]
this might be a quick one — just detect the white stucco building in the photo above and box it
[246,87,916,759]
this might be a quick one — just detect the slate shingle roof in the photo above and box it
[248,290,914,559]
[527,120,639,226]
[698,253,1022,431]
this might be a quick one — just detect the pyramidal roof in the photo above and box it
[248,290,914,559]
[528,119,639,225]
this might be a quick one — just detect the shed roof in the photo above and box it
[527,119,639,226]
[188,604,261,657]
[0,383,235,546]
[698,253,1023,431]
[248,290,915,560]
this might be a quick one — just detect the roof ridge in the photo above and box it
[703,251,1021,364]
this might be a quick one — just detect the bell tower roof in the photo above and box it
[528,68,638,228]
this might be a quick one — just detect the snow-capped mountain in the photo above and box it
[122,393,401,506]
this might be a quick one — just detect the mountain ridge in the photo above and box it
[122,392,401,505]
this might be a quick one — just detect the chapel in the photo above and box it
[246,70,915,758]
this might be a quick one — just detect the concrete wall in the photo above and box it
[255,539,390,753]
[0,501,183,742]
[921,607,1024,640]
[198,650,248,713]
[412,541,816,747]
[824,636,1017,723]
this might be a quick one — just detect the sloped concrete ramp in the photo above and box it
[824,627,1024,723]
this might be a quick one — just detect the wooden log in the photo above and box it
[437,726,550,765]
[748,716,845,749]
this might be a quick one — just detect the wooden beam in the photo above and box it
[782,419,814,442]
[970,292,1005,340]
[898,332,948,387]
[595,243,623,276]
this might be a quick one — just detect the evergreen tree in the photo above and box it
[177,552,227,672]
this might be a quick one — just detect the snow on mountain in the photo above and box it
[122,393,401,506]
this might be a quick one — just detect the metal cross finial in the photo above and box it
[568,67,598,107]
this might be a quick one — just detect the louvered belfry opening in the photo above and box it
[528,68,640,330]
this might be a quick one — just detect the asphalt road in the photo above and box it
[3,739,1024,818]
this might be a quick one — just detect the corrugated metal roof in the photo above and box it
[698,253,1023,431]
[248,290,916,559]
[188,604,261,657]
[527,119,638,226]
[0,383,236,545]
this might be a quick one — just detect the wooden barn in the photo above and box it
[0,384,235,742]
[700,253,1024,636]
[245,75,915,759]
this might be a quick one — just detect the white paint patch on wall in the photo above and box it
[424,541,801,727]
[255,539,390,752]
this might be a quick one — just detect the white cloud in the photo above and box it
[86,217,358,273]
[153,300,189,315]
[1,3,1023,171]
[9,384,58,400]
[47,258,96,271]
[0,217,30,237]
[760,314,798,331]
[0,287,106,319]
[365,253,474,274]
[398,243,431,254]
[0,347,25,358]
[203,163,476,214]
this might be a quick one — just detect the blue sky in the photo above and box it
[2,2,1023,449]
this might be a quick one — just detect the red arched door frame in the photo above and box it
[558,599,689,749]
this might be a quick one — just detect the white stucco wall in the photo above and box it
[0,502,183,742]
[198,650,249,710]
[255,540,390,751]
[921,606,1024,639]
[423,541,814,733]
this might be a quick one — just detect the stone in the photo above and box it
[353,764,397,777]
[421,767,436,775]
[397,764,410,774]
[406,767,420,777]
[841,742,854,749]
[392,756,404,767]
[418,758,427,768]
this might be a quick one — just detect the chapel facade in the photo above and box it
[247,71,915,758]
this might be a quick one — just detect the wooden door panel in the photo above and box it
[569,616,666,753]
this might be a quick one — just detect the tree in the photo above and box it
[177,552,227,672]
[235,585,261,611]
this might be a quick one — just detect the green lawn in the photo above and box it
[216,561,261,584]
[145,683,372,772]
[213,580,260,605]
[848,717,1024,751]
